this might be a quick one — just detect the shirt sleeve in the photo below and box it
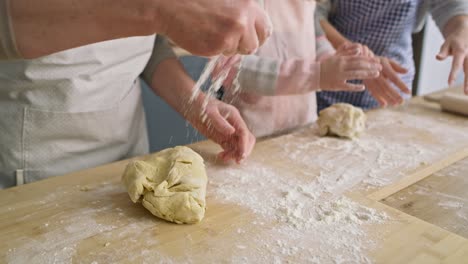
[430,0,468,31]
[0,0,21,60]
[314,14,335,62]
[315,0,332,21]
[237,55,280,96]
[236,55,321,96]
[141,35,177,86]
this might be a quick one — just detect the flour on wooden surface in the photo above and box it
[6,184,120,264]
[209,160,388,263]
[438,201,464,209]
[5,109,468,263]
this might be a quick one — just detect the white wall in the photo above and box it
[417,17,464,95]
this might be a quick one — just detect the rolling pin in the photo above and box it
[424,93,468,117]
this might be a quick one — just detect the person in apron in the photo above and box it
[316,0,468,111]
[213,0,382,138]
[0,36,256,189]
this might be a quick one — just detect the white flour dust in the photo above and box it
[279,109,468,193]
[6,184,122,264]
[438,201,464,209]
[187,55,243,130]
[5,107,468,263]
[209,162,388,263]
[204,109,468,262]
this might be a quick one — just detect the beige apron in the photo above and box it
[224,0,317,137]
[0,36,155,188]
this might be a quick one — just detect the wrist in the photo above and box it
[443,15,468,38]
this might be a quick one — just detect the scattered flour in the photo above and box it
[205,109,468,262]
[5,108,468,263]
[456,211,468,221]
[279,110,468,192]
[188,55,243,127]
[210,162,388,263]
[438,201,464,209]
[6,184,121,264]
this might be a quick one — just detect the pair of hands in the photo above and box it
[321,43,411,107]
[335,21,468,106]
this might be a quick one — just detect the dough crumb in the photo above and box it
[79,186,90,191]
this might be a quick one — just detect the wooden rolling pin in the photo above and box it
[424,93,468,117]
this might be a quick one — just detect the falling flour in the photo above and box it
[188,56,244,127]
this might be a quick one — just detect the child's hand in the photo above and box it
[319,54,381,91]
[364,56,410,107]
[336,42,375,58]
[186,96,255,164]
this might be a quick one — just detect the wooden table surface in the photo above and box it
[1,86,468,263]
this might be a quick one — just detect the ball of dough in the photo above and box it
[317,103,366,139]
[122,146,207,224]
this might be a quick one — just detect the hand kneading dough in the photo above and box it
[317,103,366,139]
[122,146,207,224]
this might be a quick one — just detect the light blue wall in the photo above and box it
[141,56,208,152]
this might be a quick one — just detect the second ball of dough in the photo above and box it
[317,103,366,139]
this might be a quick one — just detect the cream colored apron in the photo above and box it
[224,0,317,137]
[0,36,155,188]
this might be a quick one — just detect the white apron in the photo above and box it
[0,36,155,188]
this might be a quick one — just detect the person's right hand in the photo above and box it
[158,0,272,57]
[319,54,382,91]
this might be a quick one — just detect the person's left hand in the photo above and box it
[336,43,410,106]
[186,95,256,164]
[436,25,468,94]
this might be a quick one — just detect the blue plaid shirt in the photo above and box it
[317,0,421,111]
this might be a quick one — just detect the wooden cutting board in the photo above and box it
[1,87,468,263]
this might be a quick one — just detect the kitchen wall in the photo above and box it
[417,17,464,95]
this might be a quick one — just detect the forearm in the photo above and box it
[150,58,204,119]
[9,0,161,58]
[319,19,349,49]
[442,15,468,38]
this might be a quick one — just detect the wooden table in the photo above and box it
[1,87,468,263]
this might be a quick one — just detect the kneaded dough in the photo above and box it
[122,146,207,224]
[317,103,366,139]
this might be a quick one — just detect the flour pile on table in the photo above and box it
[210,162,387,263]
